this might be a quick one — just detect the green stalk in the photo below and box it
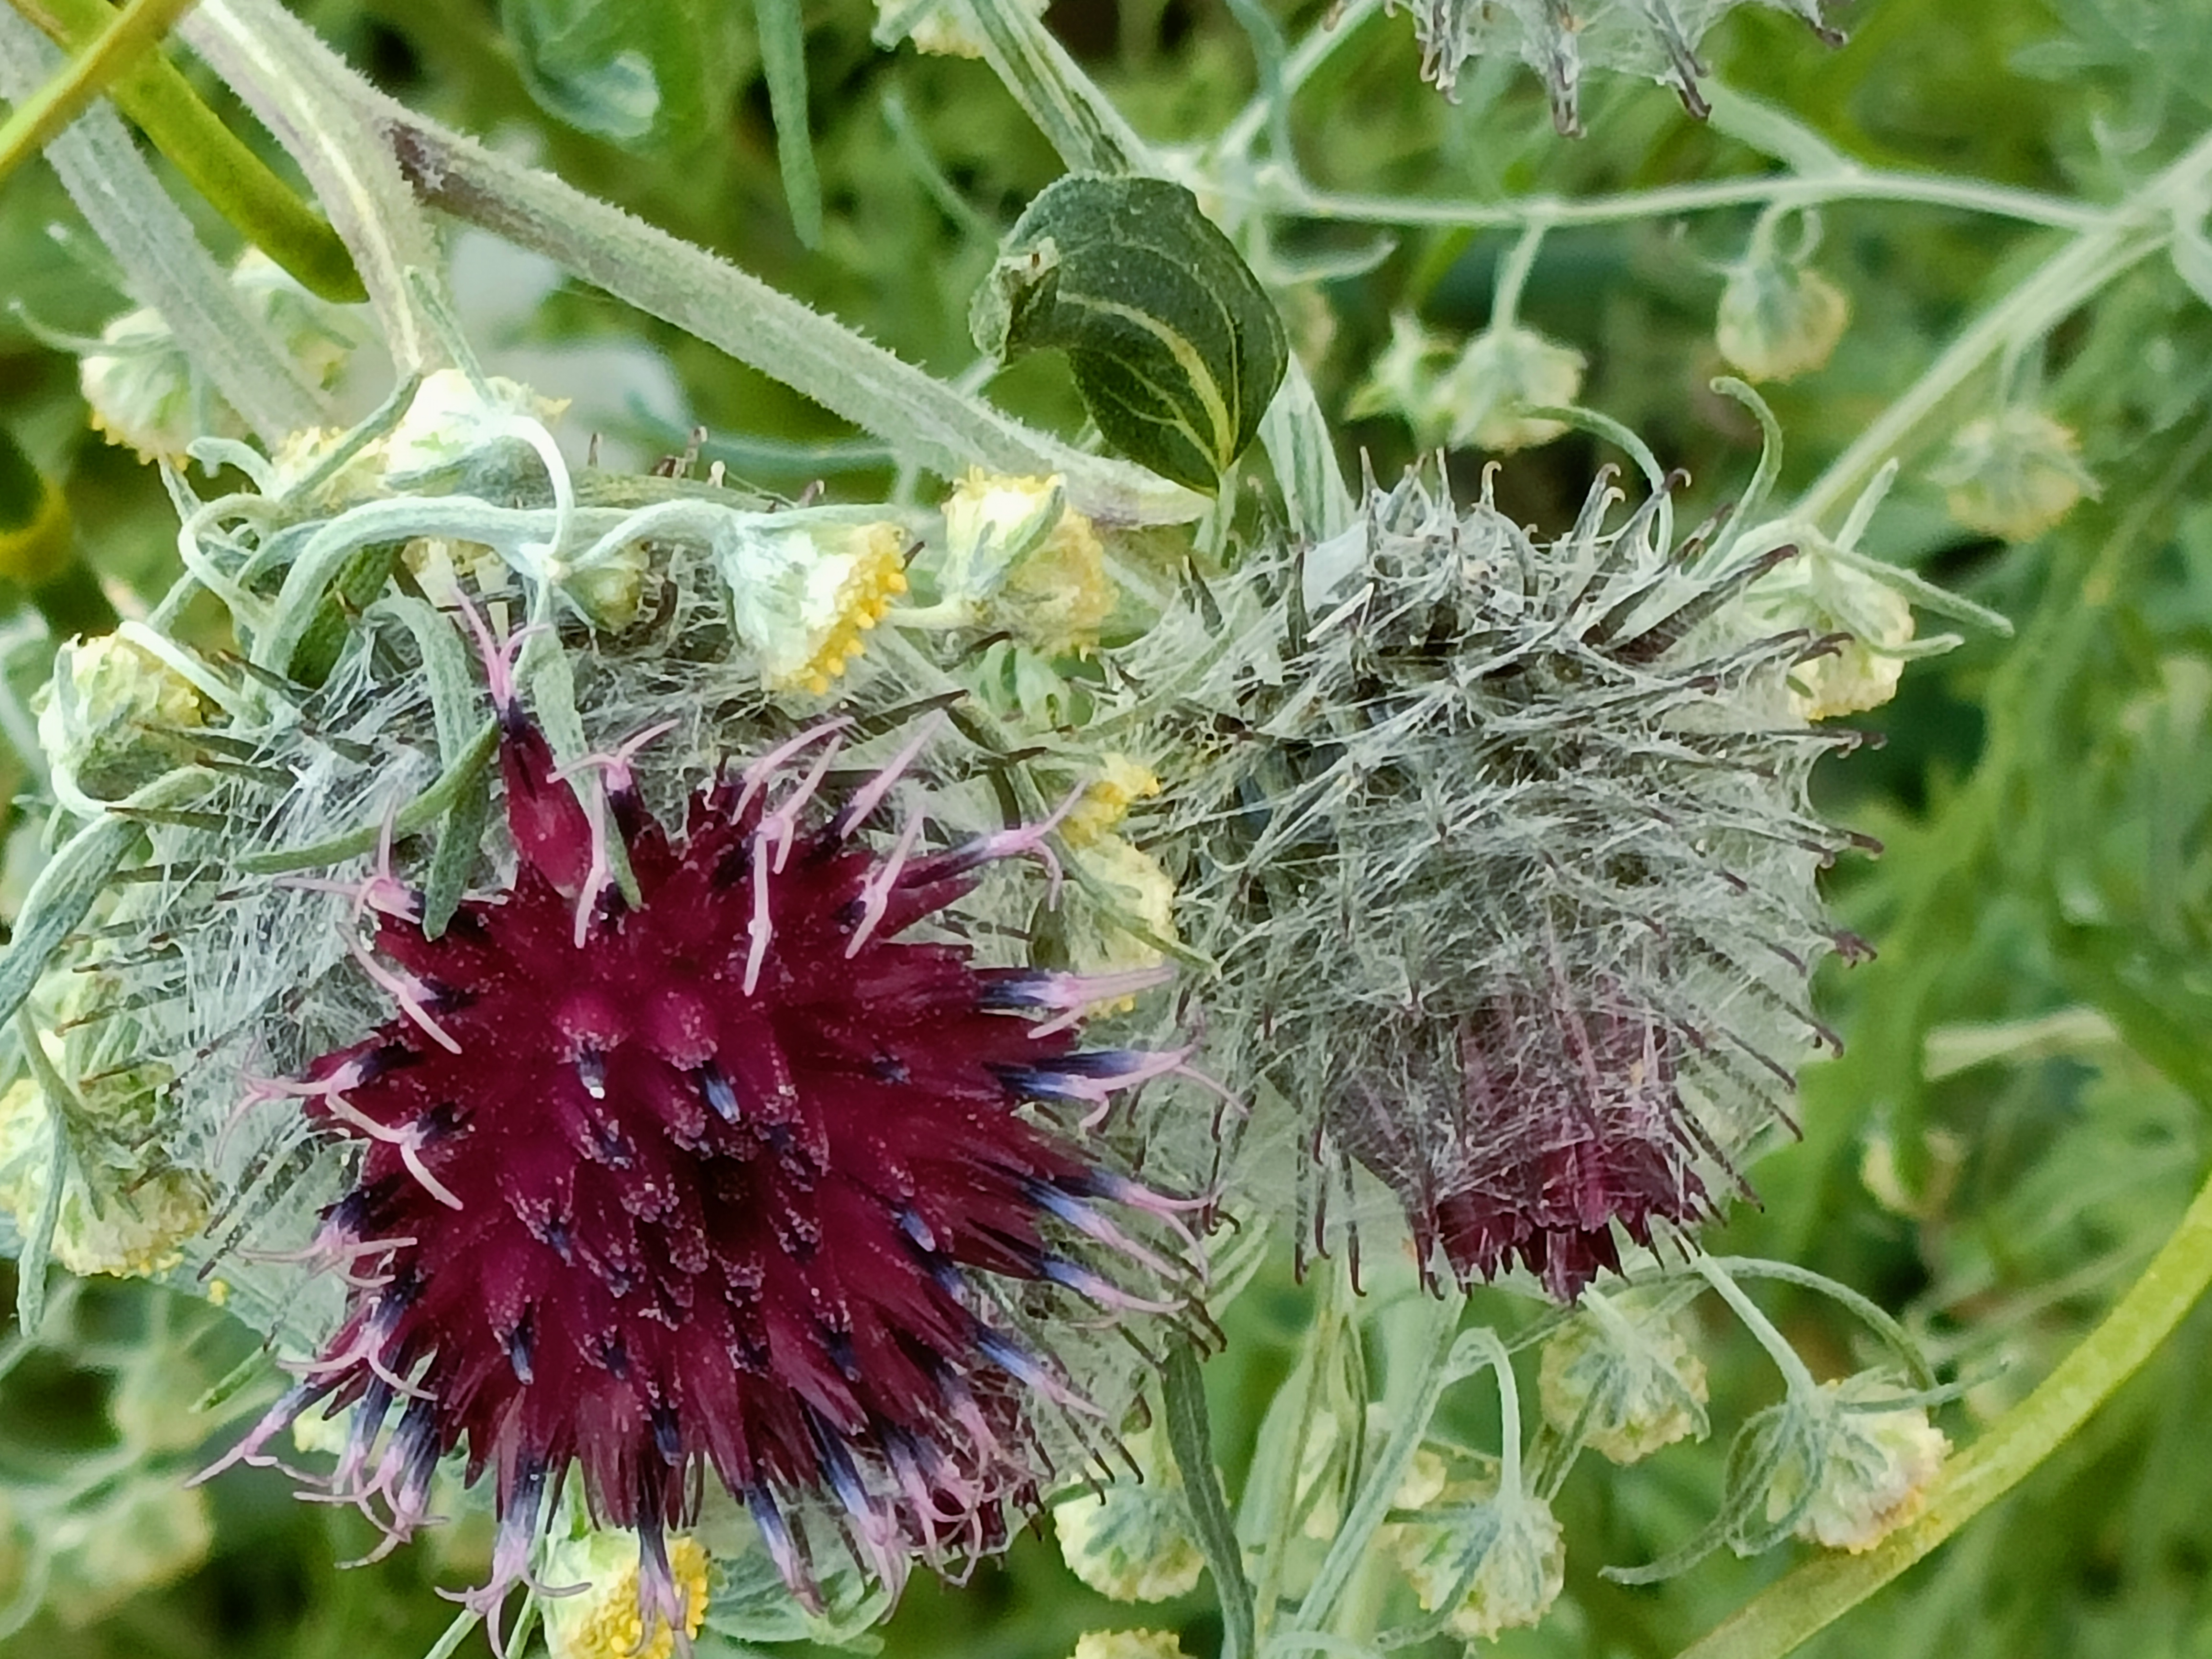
[9,0,364,301]
[1677,1152,2212,1659]
[0,0,195,183]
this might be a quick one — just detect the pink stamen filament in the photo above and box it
[845,809,925,959]
[346,937,463,1054]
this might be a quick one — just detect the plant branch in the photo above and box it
[0,0,196,185]
[10,0,363,300]
[175,0,447,373]
[1677,1150,2212,1659]
[0,4,326,441]
[365,109,1206,525]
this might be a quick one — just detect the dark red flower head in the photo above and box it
[203,621,1197,1637]
[1329,974,1716,1302]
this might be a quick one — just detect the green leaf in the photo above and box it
[499,0,737,155]
[752,0,821,246]
[971,175,1288,493]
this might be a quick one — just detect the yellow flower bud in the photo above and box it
[1764,1375,1949,1553]
[1933,407,2097,542]
[1071,1632,1193,1659]
[1053,1426,1206,1603]
[1063,756,1163,850]
[1537,1292,1709,1464]
[1737,543,1916,719]
[1717,263,1850,384]
[0,1076,208,1280]
[720,520,909,695]
[36,633,208,804]
[1397,1485,1565,1642]
[940,470,1115,654]
[543,1530,712,1659]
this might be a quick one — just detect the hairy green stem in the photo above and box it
[9,0,364,300]
[177,0,446,373]
[1164,1340,1257,1659]
[366,108,1204,525]
[1678,1151,2212,1659]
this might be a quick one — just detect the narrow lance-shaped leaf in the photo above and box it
[971,174,1288,493]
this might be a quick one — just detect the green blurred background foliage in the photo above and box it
[2,0,2211,1653]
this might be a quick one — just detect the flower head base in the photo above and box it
[202,620,1197,1627]
[1140,465,1859,1298]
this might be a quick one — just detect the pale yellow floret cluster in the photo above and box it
[1935,407,2097,542]
[0,1077,208,1280]
[546,1534,711,1659]
[940,470,1115,654]
[795,522,909,694]
[1070,1632,1192,1659]
[1397,1485,1565,1642]
[1769,1376,1950,1553]
[1063,755,1161,850]
[1053,1418,1206,1603]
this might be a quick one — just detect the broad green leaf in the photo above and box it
[971,175,1288,493]
[499,0,737,155]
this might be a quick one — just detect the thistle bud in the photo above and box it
[1396,1483,1566,1643]
[939,470,1115,654]
[1717,254,1850,384]
[543,1528,713,1659]
[36,634,207,804]
[1932,407,2097,542]
[1762,1374,1949,1553]
[718,519,909,694]
[1053,1427,1206,1603]
[1537,1291,1709,1464]
[1071,1632,1192,1659]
